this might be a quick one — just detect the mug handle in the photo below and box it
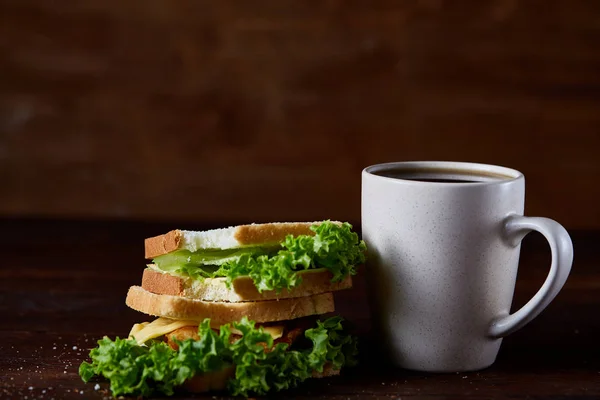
[488,214,574,338]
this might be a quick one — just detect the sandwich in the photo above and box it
[79,220,366,397]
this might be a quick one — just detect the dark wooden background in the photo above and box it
[2,0,600,228]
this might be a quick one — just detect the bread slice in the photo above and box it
[144,221,341,259]
[182,365,236,393]
[182,363,339,393]
[142,267,353,302]
[310,363,341,379]
[125,286,335,325]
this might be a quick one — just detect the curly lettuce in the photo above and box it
[152,221,367,292]
[79,316,357,397]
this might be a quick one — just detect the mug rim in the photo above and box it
[363,161,524,186]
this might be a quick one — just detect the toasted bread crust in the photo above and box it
[311,363,341,379]
[145,230,183,259]
[125,286,335,325]
[232,222,318,245]
[142,268,185,296]
[183,365,236,393]
[144,221,342,259]
[182,363,339,393]
[141,268,353,302]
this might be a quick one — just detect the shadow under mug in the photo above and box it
[361,161,573,372]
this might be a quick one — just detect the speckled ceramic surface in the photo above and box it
[362,161,573,372]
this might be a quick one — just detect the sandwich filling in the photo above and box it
[151,221,366,292]
[128,317,286,344]
[79,316,357,397]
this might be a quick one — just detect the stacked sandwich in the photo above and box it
[80,221,366,397]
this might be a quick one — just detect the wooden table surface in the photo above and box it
[1,219,598,399]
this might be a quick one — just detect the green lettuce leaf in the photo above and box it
[80,316,357,397]
[228,316,358,396]
[79,337,191,397]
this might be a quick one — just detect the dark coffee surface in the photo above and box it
[399,178,481,183]
[1,218,598,399]
[372,166,514,182]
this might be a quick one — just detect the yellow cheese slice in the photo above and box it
[128,321,149,339]
[129,318,198,345]
[129,317,284,345]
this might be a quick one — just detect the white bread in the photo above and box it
[144,221,341,259]
[142,267,353,302]
[125,286,335,325]
[182,363,339,393]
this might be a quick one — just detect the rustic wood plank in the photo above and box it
[1,1,599,228]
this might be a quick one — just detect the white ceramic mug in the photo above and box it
[361,161,573,372]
